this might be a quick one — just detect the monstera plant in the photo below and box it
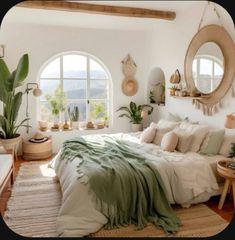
[0,54,29,148]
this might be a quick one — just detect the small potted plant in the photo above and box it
[68,106,79,129]
[169,85,179,96]
[149,90,156,104]
[45,85,66,130]
[117,101,153,132]
[229,143,235,161]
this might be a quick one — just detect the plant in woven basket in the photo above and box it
[68,106,79,129]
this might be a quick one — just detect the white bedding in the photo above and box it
[51,132,219,237]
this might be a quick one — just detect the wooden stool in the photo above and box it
[22,138,52,160]
[217,160,235,210]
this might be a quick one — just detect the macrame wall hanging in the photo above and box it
[185,1,235,116]
[121,54,138,96]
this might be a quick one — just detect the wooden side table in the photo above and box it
[217,160,235,210]
[22,138,53,160]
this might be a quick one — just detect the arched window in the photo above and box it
[39,52,111,125]
[192,55,223,93]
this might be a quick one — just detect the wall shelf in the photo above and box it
[171,96,209,100]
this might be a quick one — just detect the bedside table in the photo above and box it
[217,160,235,210]
[22,138,52,160]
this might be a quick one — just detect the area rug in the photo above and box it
[3,161,229,237]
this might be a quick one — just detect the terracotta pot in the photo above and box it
[0,134,21,151]
[131,123,143,132]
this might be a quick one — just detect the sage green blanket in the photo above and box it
[59,135,181,234]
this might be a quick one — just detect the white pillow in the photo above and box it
[140,127,156,143]
[178,121,209,152]
[161,131,178,152]
[173,127,193,153]
[219,135,235,157]
[150,119,179,145]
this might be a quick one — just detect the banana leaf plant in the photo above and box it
[0,54,29,139]
[116,101,153,124]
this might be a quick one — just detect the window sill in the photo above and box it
[39,127,110,133]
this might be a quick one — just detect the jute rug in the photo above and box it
[3,161,229,237]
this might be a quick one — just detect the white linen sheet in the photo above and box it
[50,132,219,237]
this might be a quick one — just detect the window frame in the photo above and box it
[192,54,224,93]
[37,51,113,126]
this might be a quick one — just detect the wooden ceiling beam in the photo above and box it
[16,1,176,21]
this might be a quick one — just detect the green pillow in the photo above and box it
[200,129,225,155]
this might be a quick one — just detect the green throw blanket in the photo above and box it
[59,135,181,234]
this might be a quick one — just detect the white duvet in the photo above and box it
[50,132,219,237]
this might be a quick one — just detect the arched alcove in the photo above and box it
[147,67,166,106]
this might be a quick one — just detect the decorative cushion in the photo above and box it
[219,135,235,157]
[178,121,209,152]
[173,127,193,153]
[140,127,156,143]
[200,129,225,155]
[150,119,179,145]
[161,131,178,152]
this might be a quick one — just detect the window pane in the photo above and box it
[214,62,223,77]
[40,101,53,122]
[90,100,107,121]
[199,59,212,76]
[67,101,86,121]
[63,55,87,78]
[90,80,107,99]
[64,80,86,99]
[90,59,108,79]
[41,58,60,78]
[40,80,60,100]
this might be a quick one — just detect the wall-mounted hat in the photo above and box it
[121,78,138,96]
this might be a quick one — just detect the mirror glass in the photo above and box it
[192,42,224,94]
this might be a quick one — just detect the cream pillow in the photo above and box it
[173,127,193,153]
[178,122,209,152]
[161,131,178,152]
[151,119,179,145]
[140,127,156,143]
[219,135,235,157]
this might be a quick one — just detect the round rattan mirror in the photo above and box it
[184,25,235,112]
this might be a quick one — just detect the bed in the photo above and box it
[50,132,224,237]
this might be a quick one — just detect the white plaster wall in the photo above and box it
[0,22,149,152]
[145,2,235,133]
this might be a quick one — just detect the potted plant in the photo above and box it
[45,85,66,130]
[116,101,153,132]
[0,54,29,151]
[169,85,179,96]
[149,90,156,104]
[229,143,235,161]
[68,106,79,129]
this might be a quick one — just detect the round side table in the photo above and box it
[217,160,235,210]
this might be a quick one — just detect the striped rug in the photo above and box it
[3,161,229,237]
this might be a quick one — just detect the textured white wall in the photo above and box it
[0,22,149,152]
[145,2,235,133]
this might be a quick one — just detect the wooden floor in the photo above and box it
[0,157,234,223]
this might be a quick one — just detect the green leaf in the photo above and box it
[130,101,137,114]
[12,92,23,121]
[0,59,10,102]
[118,113,131,119]
[14,54,29,86]
[116,106,131,114]
[5,70,16,92]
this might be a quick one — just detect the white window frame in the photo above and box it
[193,55,223,93]
[37,51,113,126]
